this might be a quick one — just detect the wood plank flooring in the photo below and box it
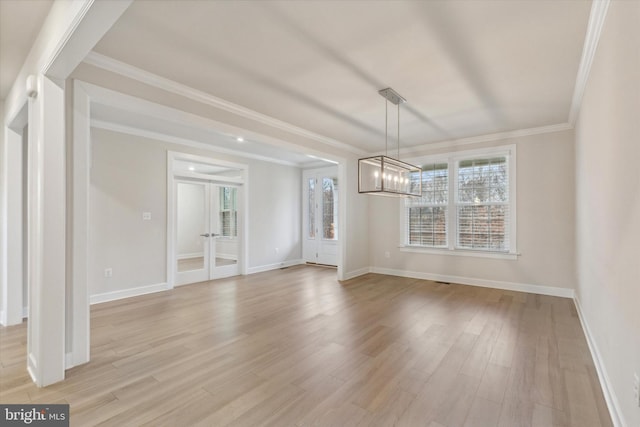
[0,266,612,426]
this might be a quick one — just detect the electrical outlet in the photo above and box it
[384,251,390,259]
[104,268,113,278]
[274,247,279,254]
[633,372,639,407]
[142,212,151,220]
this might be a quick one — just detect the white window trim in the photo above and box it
[399,144,517,258]
[398,246,519,260]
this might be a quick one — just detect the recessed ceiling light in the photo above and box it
[236,137,244,143]
[188,165,195,171]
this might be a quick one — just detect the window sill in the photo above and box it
[399,245,519,260]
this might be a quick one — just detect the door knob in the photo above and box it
[200,233,210,237]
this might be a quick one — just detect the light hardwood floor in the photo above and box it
[0,266,612,426]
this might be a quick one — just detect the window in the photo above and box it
[406,163,448,247]
[403,147,515,256]
[322,177,338,240]
[308,178,315,239]
[220,186,237,237]
[457,158,509,251]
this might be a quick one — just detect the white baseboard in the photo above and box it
[22,306,28,318]
[0,309,25,326]
[574,297,626,427]
[369,267,575,298]
[342,267,371,281]
[90,282,171,305]
[247,259,304,275]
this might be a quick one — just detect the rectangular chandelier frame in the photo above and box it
[358,155,422,197]
[357,87,422,198]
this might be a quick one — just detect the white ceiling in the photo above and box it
[0,0,593,160]
[0,0,53,99]
[92,0,592,154]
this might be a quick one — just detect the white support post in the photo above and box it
[26,75,66,387]
[0,0,132,386]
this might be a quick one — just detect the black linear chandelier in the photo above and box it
[358,88,421,197]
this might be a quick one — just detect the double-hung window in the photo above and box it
[456,157,510,251]
[406,163,448,247]
[402,146,516,257]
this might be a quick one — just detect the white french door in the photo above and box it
[175,180,240,285]
[303,166,339,266]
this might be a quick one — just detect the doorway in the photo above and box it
[168,152,247,287]
[302,166,339,266]
[175,181,240,285]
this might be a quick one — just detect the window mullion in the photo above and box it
[449,158,456,250]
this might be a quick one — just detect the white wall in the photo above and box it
[575,2,640,426]
[90,128,167,295]
[89,127,302,297]
[343,157,370,278]
[248,160,302,267]
[369,129,576,293]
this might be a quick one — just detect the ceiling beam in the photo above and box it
[568,0,610,125]
[83,52,367,157]
[3,0,132,123]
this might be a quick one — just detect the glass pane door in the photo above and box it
[211,185,240,278]
[302,167,338,266]
[175,181,210,285]
[322,177,338,240]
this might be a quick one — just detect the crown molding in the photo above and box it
[40,0,94,76]
[397,122,573,157]
[568,0,610,125]
[83,51,366,156]
[91,119,304,168]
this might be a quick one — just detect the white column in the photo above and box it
[27,75,66,387]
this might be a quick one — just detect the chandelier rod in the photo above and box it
[385,100,388,157]
[397,102,400,160]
